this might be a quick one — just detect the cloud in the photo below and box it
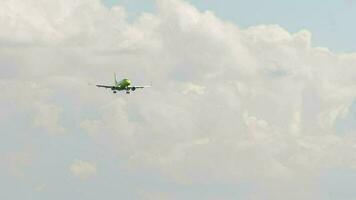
[79,0,356,196]
[78,0,356,180]
[181,83,206,95]
[0,80,65,134]
[69,160,97,180]
[1,0,356,199]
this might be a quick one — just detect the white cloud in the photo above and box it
[78,0,356,195]
[69,160,97,180]
[1,0,356,199]
[0,80,65,134]
[181,83,206,95]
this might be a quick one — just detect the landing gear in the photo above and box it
[113,91,117,94]
[126,90,130,94]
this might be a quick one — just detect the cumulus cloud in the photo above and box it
[1,0,356,199]
[0,80,65,134]
[80,0,356,179]
[69,160,97,180]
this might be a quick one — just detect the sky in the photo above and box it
[1,0,356,200]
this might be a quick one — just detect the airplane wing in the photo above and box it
[128,85,151,89]
[96,84,114,89]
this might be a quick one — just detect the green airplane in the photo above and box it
[96,74,151,94]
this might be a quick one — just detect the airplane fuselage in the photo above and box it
[113,78,131,91]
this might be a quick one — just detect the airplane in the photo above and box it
[96,74,151,94]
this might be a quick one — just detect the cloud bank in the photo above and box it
[1,0,356,199]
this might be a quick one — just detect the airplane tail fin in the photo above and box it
[114,73,118,85]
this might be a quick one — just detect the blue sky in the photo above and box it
[103,0,356,53]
